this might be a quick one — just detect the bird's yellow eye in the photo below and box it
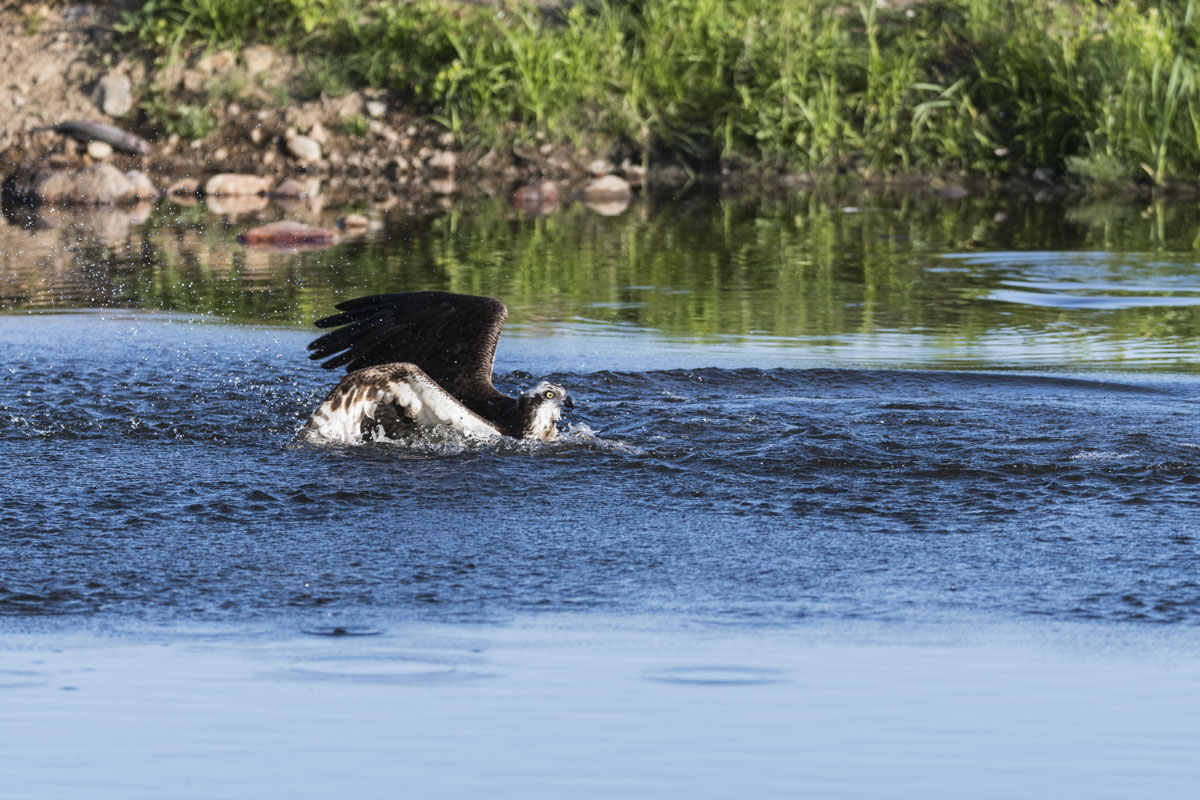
[544,390,555,399]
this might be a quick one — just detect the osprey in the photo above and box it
[302,292,573,443]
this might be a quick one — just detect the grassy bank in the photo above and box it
[121,0,1200,185]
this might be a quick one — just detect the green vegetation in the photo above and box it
[144,89,219,139]
[340,113,369,137]
[121,0,1200,184]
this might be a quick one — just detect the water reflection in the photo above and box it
[2,190,1200,369]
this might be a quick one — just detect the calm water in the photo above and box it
[2,189,1199,796]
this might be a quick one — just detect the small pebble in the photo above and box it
[86,140,113,160]
[287,135,321,163]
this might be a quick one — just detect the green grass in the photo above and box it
[119,0,1200,185]
[144,89,219,140]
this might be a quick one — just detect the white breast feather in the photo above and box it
[528,400,562,441]
[303,364,501,443]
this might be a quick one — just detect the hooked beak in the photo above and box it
[562,394,575,412]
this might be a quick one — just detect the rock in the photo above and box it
[262,150,276,167]
[428,150,456,176]
[197,50,236,74]
[5,163,137,205]
[477,149,499,169]
[86,140,113,160]
[204,174,271,196]
[308,122,328,145]
[437,132,455,148]
[581,174,633,203]
[271,178,320,199]
[181,69,206,93]
[212,148,229,162]
[249,128,263,145]
[241,45,274,76]
[166,177,200,197]
[589,159,615,176]
[287,135,321,163]
[339,213,369,230]
[96,73,133,117]
[429,178,455,195]
[365,100,386,118]
[238,220,343,250]
[125,170,160,200]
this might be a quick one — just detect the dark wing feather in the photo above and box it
[308,292,508,403]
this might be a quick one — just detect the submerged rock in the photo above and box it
[238,220,343,250]
[204,173,271,196]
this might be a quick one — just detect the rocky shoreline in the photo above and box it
[0,3,662,213]
[3,2,1180,215]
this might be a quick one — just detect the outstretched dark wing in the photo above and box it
[307,292,508,403]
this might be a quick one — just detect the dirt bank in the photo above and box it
[0,3,666,206]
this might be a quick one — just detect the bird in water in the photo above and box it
[302,292,574,443]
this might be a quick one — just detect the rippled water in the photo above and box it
[2,190,1199,797]
[2,311,1197,625]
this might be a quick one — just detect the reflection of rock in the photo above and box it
[582,197,631,216]
[6,202,153,246]
[238,220,342,250]
[339,213,369,231]
[580,175,633,216]
[272,178,320,199]
[206,194,269,215]
[511,181,559,215]
[204,174,271,196]
[582,174,632,202]
[167,178,201,197]
[3,163,139,204]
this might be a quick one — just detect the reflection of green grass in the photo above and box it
[68,193,1196,357]
[120,0,1200,185]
